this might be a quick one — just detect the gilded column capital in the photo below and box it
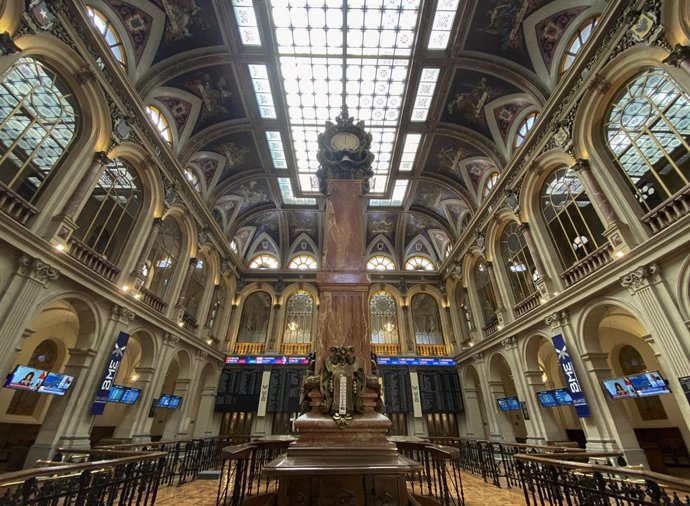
[620,263,661,293]
[544,310,568,330]
[17,255,60,286]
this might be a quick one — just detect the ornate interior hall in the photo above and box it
[0,0,690,504]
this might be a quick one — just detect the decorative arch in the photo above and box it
[288,232,320,265]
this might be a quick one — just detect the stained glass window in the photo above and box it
[560,18,598,75]
[405,256,434,271]
[606,69,690,214]
[86,6,126,66]
[146,105,172,144]
[541,167,605,268]
[231,0,262,46]
[369,291,399,345]
[399,134,421,171]
[427,0,460,50]
[0,57,78,204]
[514,112,537,148]
[74,158,142,261]
[283,291,314,344]
[411,68,440,122]
[367,255,395,270]
[248,253,279,269]
[288,254,318,270]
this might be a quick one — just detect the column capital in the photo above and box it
[472,351,484,363]
[195,349,208,361]
[544,310,568,330]
[17,255,60,286]
[620,263,661,293]
[163,332,180,346]
[152,217,164,227]
[93,151,111,165]
[501,336,517,351]
[189,257,200,267]
[518,223,529,233]
[663,44,690,68]
[111,305,136,325]
[0,32,21,56]
[570,158,590,173]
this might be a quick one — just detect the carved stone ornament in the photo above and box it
[501,336,517,350]
[663,44,690,68]
[620,263,660,293]
[27,0,58,30]
[451,260,462,281]
[111,305,135,325]
[195,349,208,361]
[553,125,570,148]
[17,255,59,286]
[504,188,520,212]
[315,106,375,194]
[475,232,486,251]
[627,4,664,44]
[163,332,180,345]
[544,310,568,330]
[163,178,178,207]
[197,227,209,247]
[113,117,133,141]
[0,32,20,56]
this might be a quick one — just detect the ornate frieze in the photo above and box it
[17,255,59,286]
[620,263,661,293]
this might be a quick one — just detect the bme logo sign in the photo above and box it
[551,333,591,418]
[91,331,131,415]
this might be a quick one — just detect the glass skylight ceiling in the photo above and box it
[370,179,408,206]
[427,0,460,50]
[411,68,439,121]
[265,131,287,169]
[278,178,317,205]
[269,0,422,196]
[232,0,262,46]
[248,65,277,119]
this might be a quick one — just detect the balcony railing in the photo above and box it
[0,181,38,225]
[642,185,690,234]
[482,315,499,336]
[560,242,613,287]
[234,342,266,355]
[67,237,120,282]
[513,291,541,318]
[140,287,167,313]
[181,311,199,333]
[371,343,401,356]
[280,342,311,355]
[416,344,447,356]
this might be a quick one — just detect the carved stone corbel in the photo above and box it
[0,32,21,56]
[111,305,136,325]
[544,310,568,330]
[663,44,690,67]
[17,255,60,286]
[620,263,661,294]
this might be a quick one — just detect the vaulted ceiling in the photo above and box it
[91,0,605,270]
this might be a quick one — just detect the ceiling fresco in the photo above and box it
[87,0,603,267]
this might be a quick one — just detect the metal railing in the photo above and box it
[0,448,167,506]
[516,452,690,505]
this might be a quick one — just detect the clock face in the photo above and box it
[330,132,360,151]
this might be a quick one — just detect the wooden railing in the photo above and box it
[371,343,401,356]
[280,342,311,355]
[560,242,613,287]
[67,237,120,282]
[233,342,266,355]
[416,344,447,356]
[513,291,541,317]
[642,185,690,233]
[0,181,38,225]
[140,287,167,313]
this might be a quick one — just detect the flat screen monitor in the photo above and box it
[496,396,521,411]
[4,365,46,391]
[627,371,670,397]
[158,395,172,408]
[537,390,558,408]
[37,372,74,396]
[168,395,182,409]
[120,387,141,405]
[108,385,126,403]
[552,388,574,406]
[603,377,637,399]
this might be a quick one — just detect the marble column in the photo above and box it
[571,159,632,253]
[485,262,506,325]
[0,255,59,378]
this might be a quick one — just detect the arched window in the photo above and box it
[0,57,78,204]
[367,255,395,270]
[85,6,126,66]
[482,172,499,198]
[184,167,201,192]
[145,217,182,300]
[618,345,667,421]
[230,239,239,254]
[238,291,271,343]
[73,158,142,261]
[405,256,434,271]
[369,291,399,346]
[146,105,172,144]
[541,167,606,268]
[185,256,208,320]
[560,17,598,75]
[499,222,538,302]
[474,259,497,326]
[514,112,537,148]
[606,69,690,214]
[411,293,442,345]
[7,340,58,416]
[282,291,314,345]
[288,254,318,270]
[248,253,279,269]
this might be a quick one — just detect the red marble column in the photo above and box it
[315,179,371,372]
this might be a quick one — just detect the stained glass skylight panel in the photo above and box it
[248,64,277,119]
[265,131,288,169]
[269,0,422,194]
[232,0,262,46]
[411,68,439,121]
[399,134,421,171]
[427,0,460,50]
[278,177,317,205]
[369,179,408,207]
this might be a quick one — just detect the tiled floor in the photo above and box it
[154,472,526,505]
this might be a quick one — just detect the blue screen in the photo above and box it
[497,397,520,411]
[108,385,125,402]
[553,388,574,405]
[158,395,172,408]
[168,396,182,409]
[627,371,670,397]
[120,388,141,405]
[537,391,557,407]
[36,371,74,396]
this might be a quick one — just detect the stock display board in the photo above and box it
[266,368,304,413]
[214,367,263,412]
[417,368,463,414]
[380,367,413,413]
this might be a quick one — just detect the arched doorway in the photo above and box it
[462,365,489,439]
[488,353,527,443]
